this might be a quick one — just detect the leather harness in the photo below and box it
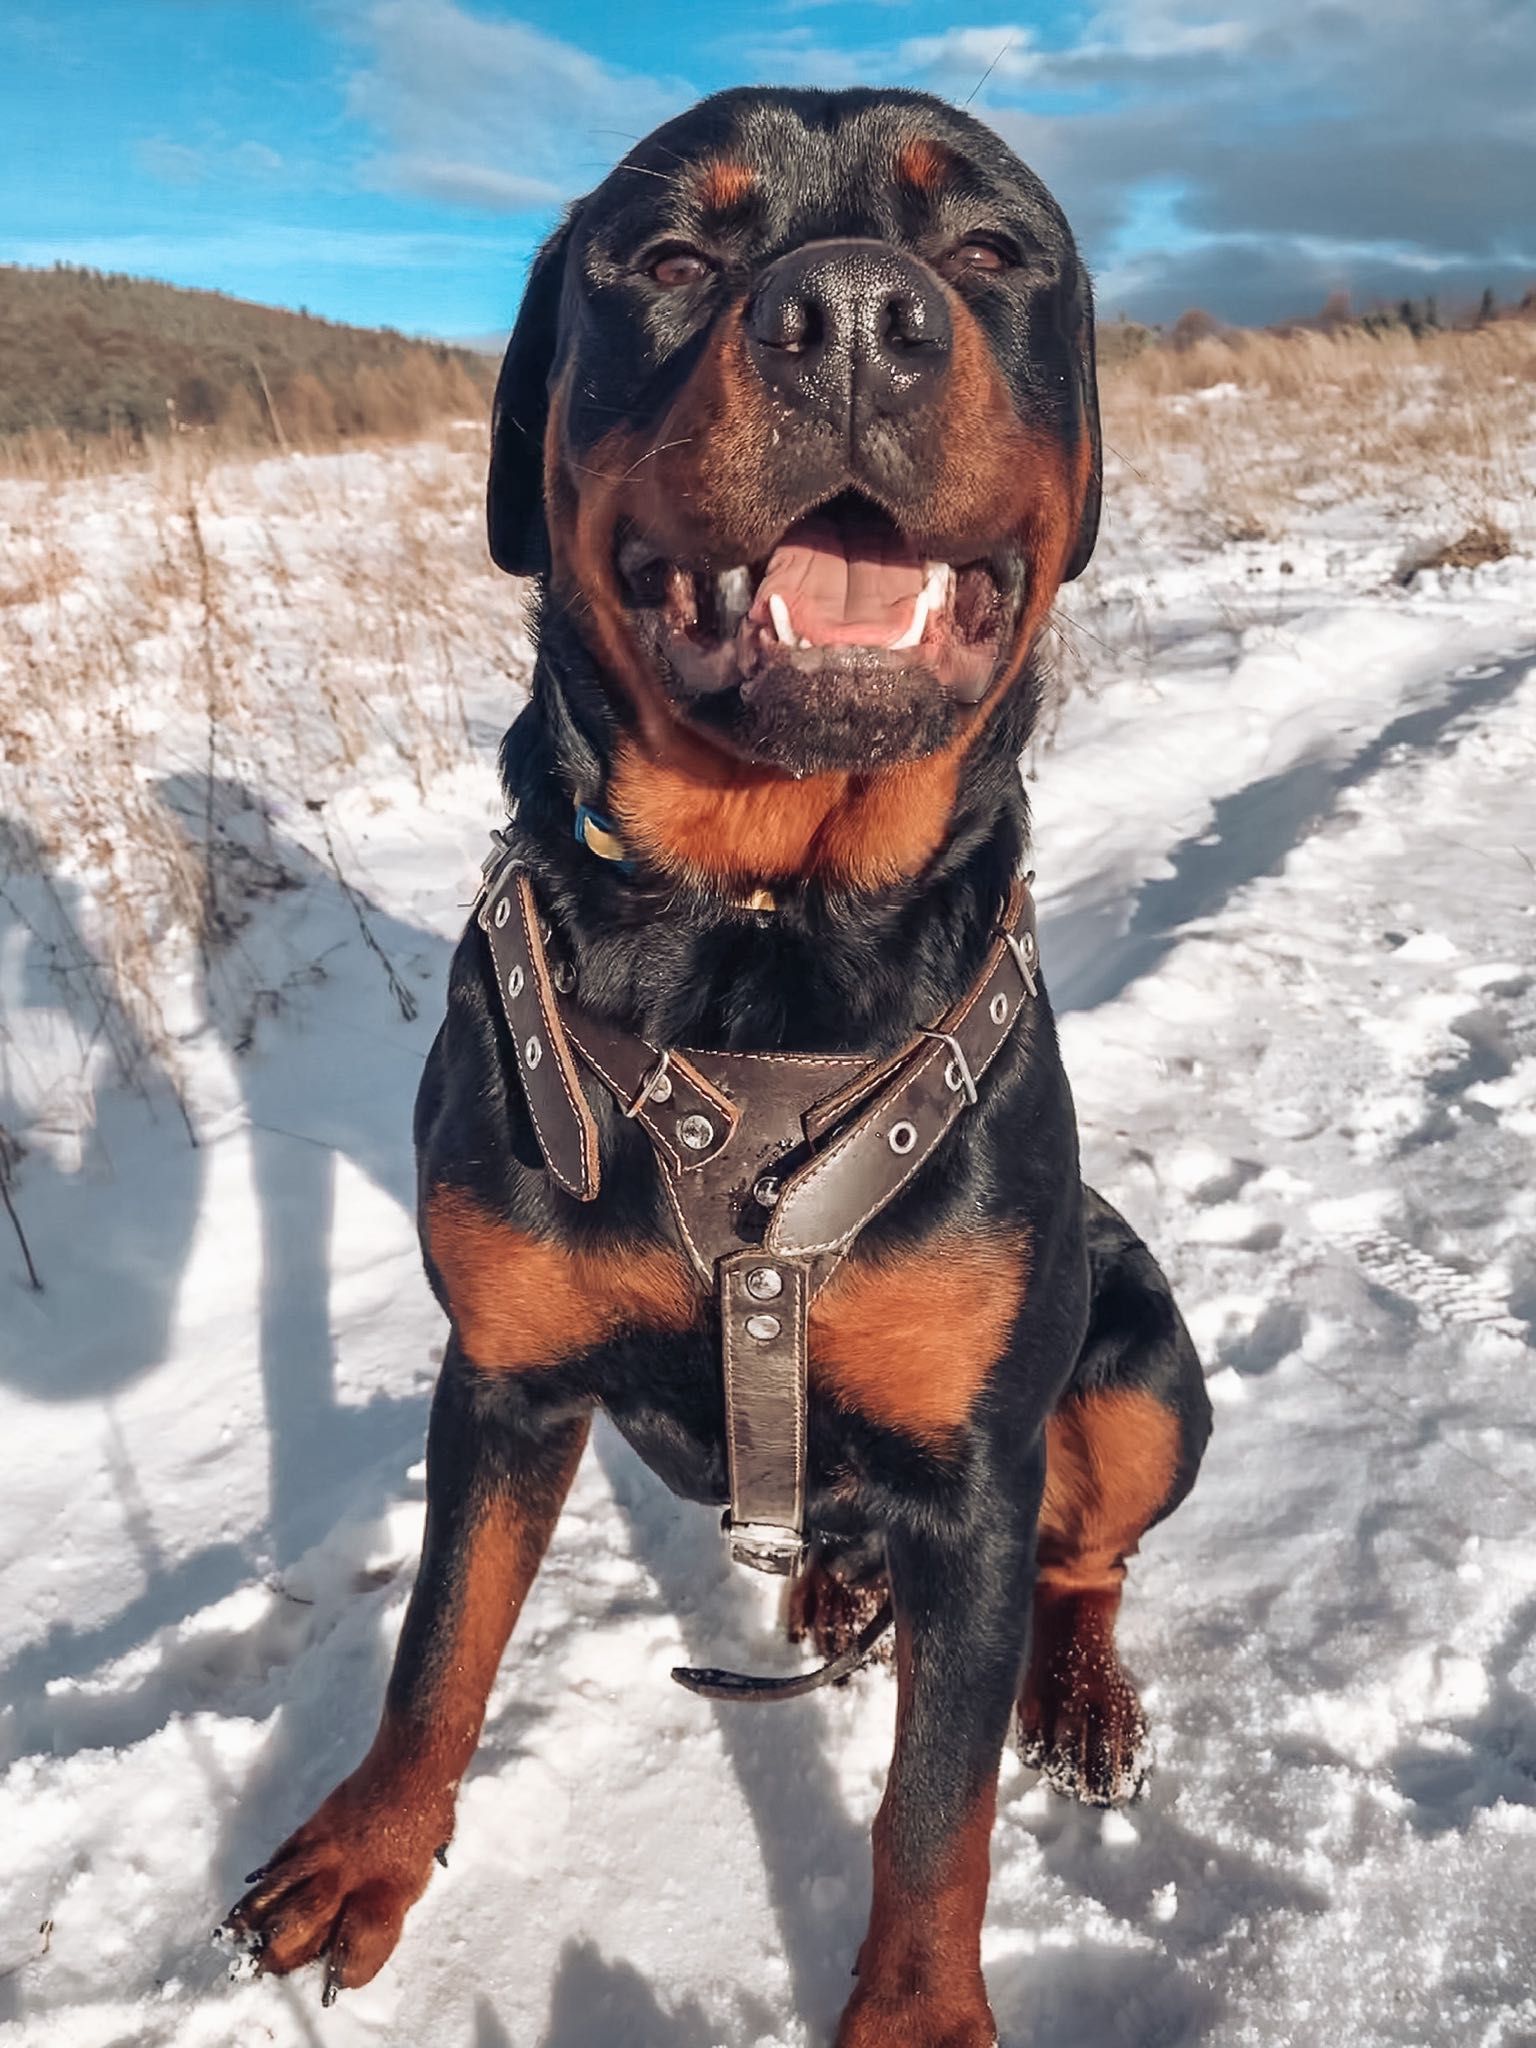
[474,827,1040,1688]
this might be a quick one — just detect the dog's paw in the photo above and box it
[787,1558,892,1668]
[221,1766,451,2002]
[1017,1588,1149,1808]
[835,1984,997,2048]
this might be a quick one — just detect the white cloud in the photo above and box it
[135,136,288,189]
[381,158,564,211]
[895,26,1042,86]
[349,0,691,214]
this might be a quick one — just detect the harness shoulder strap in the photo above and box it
[765,878,1039,1257]
[478,858,600,1202]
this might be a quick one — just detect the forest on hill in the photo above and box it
[0,264,494,446]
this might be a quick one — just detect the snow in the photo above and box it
[1,430,1534,2047]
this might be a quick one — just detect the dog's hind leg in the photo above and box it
[1018,1187,1211,1806]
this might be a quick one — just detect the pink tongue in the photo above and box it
[751,515,924,647]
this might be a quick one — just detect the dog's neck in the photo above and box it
[495,622,1038,1058]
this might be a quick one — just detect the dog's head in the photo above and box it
[489,87,1099,785]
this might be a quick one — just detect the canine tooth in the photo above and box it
[922,561,953,611]
[889,591,930,650]
[767,593,795,645]
[717,567,752,630]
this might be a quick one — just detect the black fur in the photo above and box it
[233,85,1209,2031]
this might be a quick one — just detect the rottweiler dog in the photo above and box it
[227,86,1211,2045]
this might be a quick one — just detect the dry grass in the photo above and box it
[1395,517,1513,582]
[1097,320,1536,542]
[0,425,520,1091]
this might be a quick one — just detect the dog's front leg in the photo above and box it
[836,1460,1042,2048]
[226,1347,588,2000]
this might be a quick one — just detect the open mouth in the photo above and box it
[617,493,1021,711]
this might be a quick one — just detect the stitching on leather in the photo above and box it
[660,1169,713,1284]
[484,884,571,1186]
[682,1048,865,1069]
[767,910,1033,1256]
[767,1037,944,1246]
[512,878,597,1195]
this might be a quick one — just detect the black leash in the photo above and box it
[671,1600,894,1703]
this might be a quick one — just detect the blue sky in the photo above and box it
[3,0,1532,336]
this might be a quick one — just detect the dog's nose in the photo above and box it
[744,240,952,420]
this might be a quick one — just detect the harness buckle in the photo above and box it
[623,1048,674,1118]
[1000,928,1039,999]
[722,1514,807,1577]
[921,1028,978,1106]
[476,829,523,926]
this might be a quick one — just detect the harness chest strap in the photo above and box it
[476,838,1040,1582]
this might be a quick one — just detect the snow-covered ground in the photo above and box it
[1,425,1533,2048]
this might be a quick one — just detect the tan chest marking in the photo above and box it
[426,1187,699,1371]
[809,1232,1031,1444]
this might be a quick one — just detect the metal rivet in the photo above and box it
[1023,932,1037,964]
[505,963,524,999]
[493,897,511,928]
[990,992,1009,1025]
[524,1035,542,1069]
[888,1120,917,1155]
[945,1059,964,1093]
[745,1313,781,1342]
[678,1113,714,1151]
[648,1073,673,1103]
[745,1266,783,1302]
[551,960,576,994]
[753,1175,781,1209]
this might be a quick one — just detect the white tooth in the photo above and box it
[923,561,954,610]
[889,591,930,650]
[717,566,752,633]
[768,592,795,645]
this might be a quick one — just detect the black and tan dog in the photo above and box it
[227,87,1211,2045]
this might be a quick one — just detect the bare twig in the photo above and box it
[0,1128,43,1291]
[317,816,419,1022]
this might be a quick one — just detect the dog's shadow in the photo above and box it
[591,1421,873,2041]
[526,1941,776,2048]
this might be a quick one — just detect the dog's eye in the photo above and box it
[944,238,1015,277]
[648,248,714,288]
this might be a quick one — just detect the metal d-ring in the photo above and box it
[921,1028,978,1106]
[1000,929,1039,999]
[623,1048,674,1118]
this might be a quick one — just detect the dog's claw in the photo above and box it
[213,1919,264,1984]
[322,1951,344,2009]
[435,1843,449,1868]
[244,1866,267,1886]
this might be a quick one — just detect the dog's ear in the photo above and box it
[487,213,579,577]
[1063,282,1102,582]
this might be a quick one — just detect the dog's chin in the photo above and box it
[664,649,965,775]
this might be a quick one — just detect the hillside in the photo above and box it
[0,264,494,444]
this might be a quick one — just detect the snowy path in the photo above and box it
[1,504,1534,2046]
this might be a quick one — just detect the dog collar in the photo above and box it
[574,800,778,915]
